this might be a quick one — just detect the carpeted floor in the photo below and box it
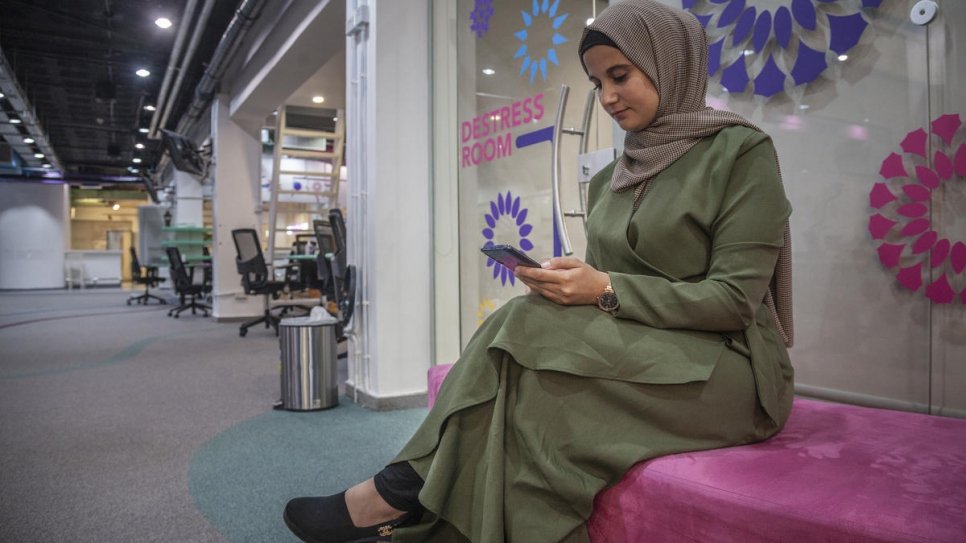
[0,288,428,543]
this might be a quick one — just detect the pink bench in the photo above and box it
[427,364,966,542]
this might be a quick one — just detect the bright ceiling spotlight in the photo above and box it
[311,95,325,104]
[138,128,149,133]
[9,118,22,124]
[112,202,121,211]
[586,18,595,25]
[42,163,52,168]
[132,157,142,164]
[34,152,45,158]
[23,137,35,144]
[135,68,151,78]
[135,143,145,149]
[482,68,496,75]
[155,17,173,29]
[144,105,156,111]
[837,54,849,61]
[0,92,4,98]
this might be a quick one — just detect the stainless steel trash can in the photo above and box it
[278,315,338,410]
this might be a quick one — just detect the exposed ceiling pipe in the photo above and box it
[147,0,200,139]
[156,0,217,135]
[179,0,267,131]
[0,49,63,172]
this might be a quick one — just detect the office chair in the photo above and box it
[165,246,211,317]
[314,209,356,341]
[127,247,166,305]
[231,228,289,337]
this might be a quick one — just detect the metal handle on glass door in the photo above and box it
[552,84,573,256]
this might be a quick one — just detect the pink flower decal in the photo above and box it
[868,113,966,304]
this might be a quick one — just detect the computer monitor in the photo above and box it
[312,220,337,256]
[140,174,160,204]
[160,129,205,176]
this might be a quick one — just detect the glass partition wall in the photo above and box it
[446,0,965,416]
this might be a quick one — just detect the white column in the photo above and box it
[210,94,265,319]
[173,170,204,226]
[0,182,69,289]
[345,0,433,407]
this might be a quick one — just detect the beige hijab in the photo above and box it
[583,1,794,346]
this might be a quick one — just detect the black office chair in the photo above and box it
[231,228,288,337]
[165,246,211,318]
[314,209,356,341]
[127,247,166,305]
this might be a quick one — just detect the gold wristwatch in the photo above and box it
[596,283,619,315]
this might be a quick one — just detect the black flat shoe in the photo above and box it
[284,492,421,543]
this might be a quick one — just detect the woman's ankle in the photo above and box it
[344,479,406,527]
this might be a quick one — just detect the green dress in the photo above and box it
[393,126,794,542]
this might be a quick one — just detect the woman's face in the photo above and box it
[582,45,659,132]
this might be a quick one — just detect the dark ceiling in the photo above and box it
[0,0,240,186]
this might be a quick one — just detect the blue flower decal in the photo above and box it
[683,0,882,97]
[482,190,535,287]
[513,0,569,84]
[470,0,495,39]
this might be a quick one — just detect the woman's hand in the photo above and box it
[514,257,611,306]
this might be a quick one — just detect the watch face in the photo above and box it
[597,291,619,311]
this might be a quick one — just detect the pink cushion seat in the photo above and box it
[426,364,966,542]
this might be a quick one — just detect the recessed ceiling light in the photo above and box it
[0,92,4,98]
[112,202,121,211]
[136,68,151,78]
[837,54,848,61]
[139,128,149,133]
[586,18,595,26]
[132,158,142,164]
[23,137,34,144]
[34,152,45,158]
[155,17,172,29]
[144,105,156,111]
[9,118,21,124]
[42,163,52,169]
[482,68,496,75]
[312,95,325,104]
[333,116,338,122]
[135,143,145,149]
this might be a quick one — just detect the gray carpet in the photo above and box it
[0,288,428,543]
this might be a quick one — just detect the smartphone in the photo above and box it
[481,244,541,270]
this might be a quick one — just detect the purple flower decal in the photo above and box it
[470,0,495,39]
[868,114,966,304]
[683,0,880,97]
[482,190,535,287]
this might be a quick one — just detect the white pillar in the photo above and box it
[210,94,265,319]
[345,0,433,408]
[173,170,204,226]
[0,182,69,289]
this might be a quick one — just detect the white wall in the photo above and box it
[0,182,69,289]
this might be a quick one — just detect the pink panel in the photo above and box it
[902,183,931,201]
[930,113,961,147]
[896,263,923,291]
[869,183,897,208]
[876,243,904,269]
[912,231,938,254]
[951,242,966,274]
[899,218,930,237]
[878,153,907,180]
[925,275,955,304]
[867,214,896,239]
[916,166,940,189]
[900,128,928,157]
[930,239,951,268]
[934,151,954,180]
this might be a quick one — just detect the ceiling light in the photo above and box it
[837,54,848,61]
[23,137,35,144]
[9,118,21,124]
[144,105,156,111]
[112,202,121,211]
[136,68,151,78]
[34,152,45,158]
[586,18,595,26]
[42,163,52,169]
[155,17,173,29]
[135,143,145,149]
[139,128,149,133]
[333,116,338,122]
[0,92,4,98]
[482,68,496,75]
[312,95,325,104]
[132,157,142,164]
